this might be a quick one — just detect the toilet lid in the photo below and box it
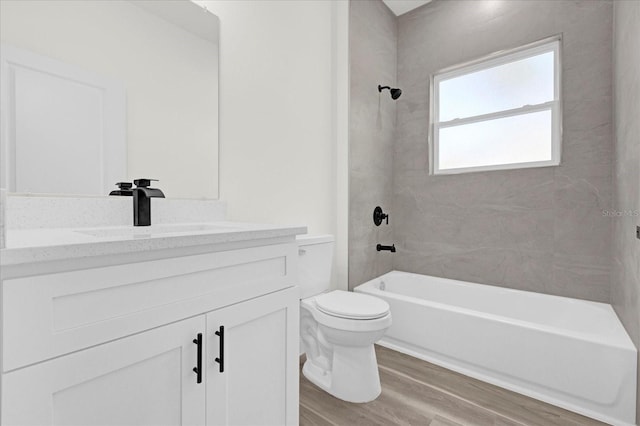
[315,291,389,319]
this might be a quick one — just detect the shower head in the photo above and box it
[378,85,402,100]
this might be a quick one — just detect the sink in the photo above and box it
[74,223,244,238]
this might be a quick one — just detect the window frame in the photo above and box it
[429,35,562,175]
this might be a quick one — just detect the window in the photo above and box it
[430,37,561,174]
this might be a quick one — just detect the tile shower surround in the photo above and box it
[350,0,614,302]
[611,0,640,424]
[348,0,397,289]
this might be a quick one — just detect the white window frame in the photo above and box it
[429,35,562,175]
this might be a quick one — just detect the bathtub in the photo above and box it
[355,270,637,426]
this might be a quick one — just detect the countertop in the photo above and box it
[1,222,307,266]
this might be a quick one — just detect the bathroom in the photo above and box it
[0,0,638,425]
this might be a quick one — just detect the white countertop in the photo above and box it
[1,222,307,266]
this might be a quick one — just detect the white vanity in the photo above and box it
[0,197,304,426]
[0,1,300,423]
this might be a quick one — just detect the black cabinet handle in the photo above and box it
[193,333,202,384]
[214,326,224,373]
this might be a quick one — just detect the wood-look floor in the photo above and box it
[299,345,608,426]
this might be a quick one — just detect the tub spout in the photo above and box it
[377,244,396,253]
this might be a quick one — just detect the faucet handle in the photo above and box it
[115,182,133,190]
[373,206,389,226]
[133,178,159,188]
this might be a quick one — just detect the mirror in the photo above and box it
[0,0,219,199]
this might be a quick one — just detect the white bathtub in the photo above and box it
[355,270,637,426]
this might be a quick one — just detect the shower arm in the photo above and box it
[378,84,402,99]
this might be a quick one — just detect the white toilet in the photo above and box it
[297,234,392,403]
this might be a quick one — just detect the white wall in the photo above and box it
[200,0,349,289]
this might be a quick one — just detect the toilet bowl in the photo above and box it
[300,291,391,402]
[297,235,392,403]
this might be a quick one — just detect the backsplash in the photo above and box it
[5,194,227,230]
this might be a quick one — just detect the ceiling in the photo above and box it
[382,0,432,16]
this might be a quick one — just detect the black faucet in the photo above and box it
[132,179,165,226]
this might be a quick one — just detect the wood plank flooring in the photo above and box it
[299,345,608,426]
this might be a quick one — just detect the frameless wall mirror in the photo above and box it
[0,0,219,199]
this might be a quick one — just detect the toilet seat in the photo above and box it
[301,297,391,333]
[315,290,389,320]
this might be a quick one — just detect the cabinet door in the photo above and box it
[2,316,206,426]
[206,287,299,426]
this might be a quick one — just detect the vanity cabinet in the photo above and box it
[206,289,299,426]
[2,316,206,426]
[1,240,300,426]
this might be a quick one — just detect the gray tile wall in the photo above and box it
[348,0,397,289]
[393,0,614,302]
[612,1,640,423]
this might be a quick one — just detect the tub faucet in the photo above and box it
[376,244,396,253]
[132,178,165,226]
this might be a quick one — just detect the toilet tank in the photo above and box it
[297,234,334,299]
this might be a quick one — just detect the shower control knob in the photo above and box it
[373,206,388,226]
